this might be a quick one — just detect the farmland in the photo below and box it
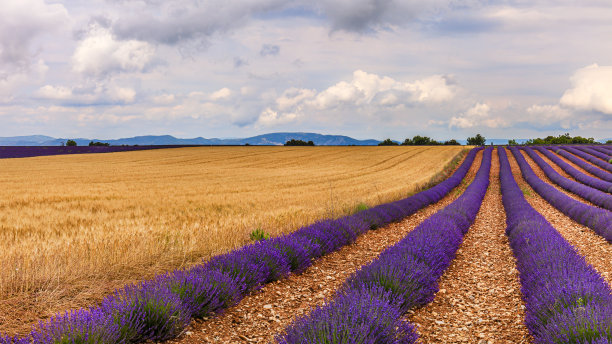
[0,145,464,335]
[1,145,611,343]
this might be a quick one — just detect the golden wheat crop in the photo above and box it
[0,145,463,333]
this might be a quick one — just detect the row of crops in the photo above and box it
[0,146,192,159]
[1,145,611,343]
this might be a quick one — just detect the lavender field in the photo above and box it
[1,145,611,343]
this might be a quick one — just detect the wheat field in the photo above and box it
[0,145,463,333]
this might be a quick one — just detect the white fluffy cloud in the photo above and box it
[449,102,507,129]
[72,26,156,78]
[560,64,612,115]
[257,70,457,126]
[526,104,572,128]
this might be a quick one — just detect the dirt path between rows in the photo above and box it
[507,150,612,286]
[168,152,483,344]
[408,149,531,344]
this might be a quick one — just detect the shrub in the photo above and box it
[284,139,315,146]
[249,228,269,241]
[378,138,398,146]
[467,134,486,146]
[66,140,77,146]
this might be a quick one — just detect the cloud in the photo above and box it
[36,83,137,105]
[560,64,612,115]
[256,70,457,126]
[210,87,232,101]
[260,44,280,56]
[111,0,289,45]
[449,102,507,129]
[0,0,68,75]
[312,0,444,32]
[526,104,572,128]
[72,25,156,78]
[312,70,456,109]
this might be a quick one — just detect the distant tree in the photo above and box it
[285,139,315,146]
[66,140,77,146]
[378,138,399,146]
[89,141,110,146]
[606,140,612,144]
[401,138,413,146]
[507,139,518,146]
[466,134,486,146]
[525,133,597,145]
[401,135,442,145]
[443,139,460,145]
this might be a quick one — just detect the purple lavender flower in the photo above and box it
[277,287,418,344]
[29,308,121,344]
[101,281,191,343]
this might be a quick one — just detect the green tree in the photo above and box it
[606,140,612,144]
[443,139,460,145]
[284,139,315,146]
[507,139,518,145]
[378,138,399,146]
[467,134,486,146]
[66,140,77,146]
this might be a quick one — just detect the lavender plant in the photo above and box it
[100,281,191,343]
[552,148,612,183]
[562,147,612,173]
[574,146,612,163]
[498,147,612,344]
[510,147,612,242]
[29,308,122,344]
[278,287,418,344]
[522,147,612,209]
[535,146,612,193]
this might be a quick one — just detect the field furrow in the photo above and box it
[408,149,530,344]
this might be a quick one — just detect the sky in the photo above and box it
[1,0,612,141]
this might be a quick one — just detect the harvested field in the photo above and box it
[0,145,464,335]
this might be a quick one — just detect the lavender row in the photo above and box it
[561,146,612,173]
[574,146,612,163]
[510,147,612,242]
[0,145,193,159]
[551,148,612,183]
[0,149,481,343]
[535,147,612,194]
[277,148,492,343]
[498,147,612,344]
[589,146,612,161]
[522,147,612,210]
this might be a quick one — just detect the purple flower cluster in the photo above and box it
[552,148,612,183]
[574,146,612,163]
[0,145,189,159]
[277,148,492,343]
[522,147,612,210]
[498,147,612,344]
[589,146,612,161]
[0,148,482,343]
[536,147,612,193]
[561,146,612,173]
[510,147,612,242]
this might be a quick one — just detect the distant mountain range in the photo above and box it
[0,133,381,146]
[0,134,604,147]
